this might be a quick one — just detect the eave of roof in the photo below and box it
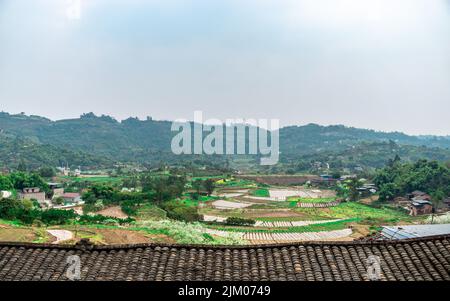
[1,234,450,250]
[1,235,449,281]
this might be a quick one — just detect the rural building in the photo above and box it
[72,168,81,177]
[48,182,64,198]
[408,190,432,201]
[357,183,377,197]
[19,187,46,202]
[57,167,70,176]
[0,191,12,199]
[380,224,450,240]
[0,235,450,280]
[444,198,450,209]
[60,192,82,205]
[409,200,433,216]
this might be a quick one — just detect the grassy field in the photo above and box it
[177,195,219,207]
[135,204,167,221]
[215,179,256,188]
[59,175,125,184]
[294,202,412,223]
[251,188,270,197]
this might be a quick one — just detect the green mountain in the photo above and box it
[0,112,449,171]
[0,132,113,170]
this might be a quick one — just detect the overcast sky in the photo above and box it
[0,0,449,135]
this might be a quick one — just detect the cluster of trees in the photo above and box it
[3,112,450,172]
[82,184,152,214]
[191,179,215,198]
[0,197,132,225]
[141,174,186,203]
[0,134,113,170]
[336,178,364,202]
[83,174,189,218]
[0,172,48,192]
[280,141,450,174]
[374,159,450,206]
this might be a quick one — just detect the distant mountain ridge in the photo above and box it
[0,111,449,170]
[0,132,112,170]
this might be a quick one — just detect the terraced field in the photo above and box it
[206,228,353,244]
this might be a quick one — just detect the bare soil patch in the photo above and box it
[97,206,128,219]
[0,228,36,242]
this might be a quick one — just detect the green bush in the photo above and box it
[162,202,201,222]
[225,217,256,226]
[121,200,139,216]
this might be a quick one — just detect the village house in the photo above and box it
[57,166,70,176]
[48,182,64,198]
[408,200,433,216]
[408,190,432,201]
[357,183,378,197]
[0,190,12,199]
[19,187,46,202]
[444,198,450,210]
[60,192,83,205]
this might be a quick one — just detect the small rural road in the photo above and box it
[47,230,74,244]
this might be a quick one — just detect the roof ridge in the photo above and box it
[1,234,449,250]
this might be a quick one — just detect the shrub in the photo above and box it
[120,200,139,216]
[225,217,256,226]
[162,202,201,222]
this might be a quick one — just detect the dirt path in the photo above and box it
[47,230,73,244]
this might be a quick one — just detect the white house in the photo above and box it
[0,191,12,199]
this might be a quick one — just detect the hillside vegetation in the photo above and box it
[1,112,449,171]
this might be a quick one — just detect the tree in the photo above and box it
[38,166,56,178]
[375,159,450,200]
[341,178,363,202]
[192,179,203,195]
[331,171,341,179]
[204,179,215,196]
[54,196,65,206]
[0,175,13,191]
[17,159,27,172]
[431,189,445,211]
[9,172,49,192]
[379,183,396,201]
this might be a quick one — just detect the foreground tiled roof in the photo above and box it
[1,235,450,281]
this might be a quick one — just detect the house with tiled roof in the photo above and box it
[0,235,449,281]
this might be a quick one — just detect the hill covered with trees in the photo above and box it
[374,159,450,205]
[1,112,449,171]
[0,133,113,170]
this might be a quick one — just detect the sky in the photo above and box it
[0,0,449,135]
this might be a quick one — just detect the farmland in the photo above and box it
[0,171,422,246]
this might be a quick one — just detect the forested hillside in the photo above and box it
[1,112,449,171]
[0,133,113,169]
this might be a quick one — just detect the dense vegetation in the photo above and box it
[1,112,450,172]
[374,159,450,205]
[0,198,133,226]
[0,172,49,192]
[0,133,113,170]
